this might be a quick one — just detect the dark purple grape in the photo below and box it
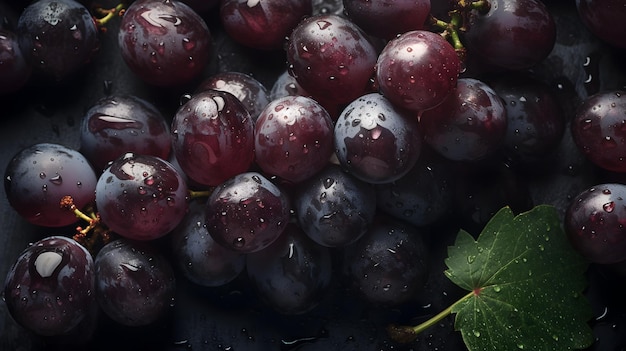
[419,78,508,162]
[95,153,189,241]
[344,215,429,305]
[376,30,461,112]
[342,0,431,40]
[246,223,333,315]
[79,95,171,173]
[3,236,95,336]
[334,92,422,184]
[464,0,556,71]
[565,183,626,264]
[576,0,626,50]
[571,91,626,173]
[118,0,212,87]
[195,71,271,121]
[16,0,99,81]
[204,172,290,253]
[4,143,98,227]
[220,0,312,51]
[171,200,245,287]
[269,69,310,101]
[171,89,255,187]
[294,164,376,247]
[94,238,176,326]
[375,148,455,227]
[285,14,378,110]
[180,0,220,13]
[0,29,31,95]
[488,74,565,165]
[254,95,335,184]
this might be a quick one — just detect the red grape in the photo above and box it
[576,0,626,50]
[118,0,212,87]
[342,0,431,40]
[376,30,461,112]
[0,29,31,94]
[254,95,335,183]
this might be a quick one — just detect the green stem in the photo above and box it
[188,189,213,199]
[388,290,475,343]
[470,0,491,13]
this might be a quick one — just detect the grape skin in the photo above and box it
[334,92,422,184]
[118,0,212,87]
[342,0,431,40]
[95,153,189,241]
[95,238,176,326]
[79,95,171,173]
[3,236,95,336]
[4,143,98,227]
[0,29,31,95]
[576,0,626,50]
[16,0,99,81]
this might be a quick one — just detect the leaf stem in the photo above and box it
[388,290,475,343]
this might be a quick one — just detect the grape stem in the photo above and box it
[93,3,126,28]
[387,290,475,343]
[188,189,214,200]
[60,195,112,254]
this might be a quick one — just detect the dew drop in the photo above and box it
[233,237,245,248]
[604,201,615,213]
[49,175,62,185]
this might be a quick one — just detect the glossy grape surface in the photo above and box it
[0,29,31,94]
[294,164,376,247]
[246,223,332,315]
[171,200,245,287]
[376,30,461,112]
[576,0,626,49]
[344,216,428,305]
[571,91,626,173]
[95,153,189,240]
[16,0,98,81]
[419,78,508,162]
[286,14,378,109]
[4,143,98,227]
[334,92,422,184]
[204,172,290,253]
[171,89,255,187]
[343,0,431,40]
[79,95,171,173]
[3,236,95,336]
[254,95,335,183]
[464,0,556,71]
[195,71,270,121]
[118,0,212,87]
[565,183,626,264]
[95,238,176,326]
[220,0,312,50]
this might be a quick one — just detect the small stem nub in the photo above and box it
[60,195,111,254]
[93,3,126,28]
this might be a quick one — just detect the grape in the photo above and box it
[565,183,626,264]
[118,0,212,87]
[79,95,171,173]
[254,95,335,183]
[488,74,565,165]
[3,236,95,336]
[171,89,255,187]
[180,0,220,13]
[576,0,626,50]
[0,29,31,95]
[463,0,556,71]
[342,0,431,40]
[170,200,245,287]
[246,223,333,315]
[220,0,312,51]
[195,71,271,121]
[4,143,98,227]
[334,92,422,184]
[16,0,99,81]
[294,164,376,247]
[285,14,378,110]
[204,172,290,253]
[419,78,508,162]
[95,152,189,241]
[269,69,310,101]
[571,90,626,173]
[94,238,176,326]
[344,215,429,305]
[375,148,455,227]
[376,30,461,112]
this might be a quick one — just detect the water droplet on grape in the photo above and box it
[233,237,245,248]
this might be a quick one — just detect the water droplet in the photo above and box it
[493,286,501,293]
[233,237,245,248]
[467,255,476,264]
[604,201,615,213]
[49,175,62,185]
[472,330,481,337]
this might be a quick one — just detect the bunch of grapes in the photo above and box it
[1,0,626,349]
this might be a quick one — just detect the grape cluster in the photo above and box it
[1,0,626,349]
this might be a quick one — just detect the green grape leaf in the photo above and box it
[444,205,594,351]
